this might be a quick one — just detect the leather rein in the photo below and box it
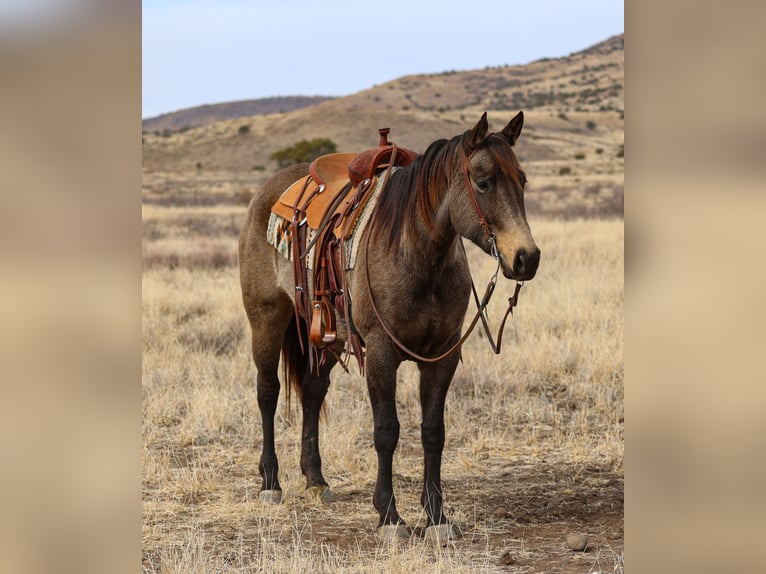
[363,145,524,363]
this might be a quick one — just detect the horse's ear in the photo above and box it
[465,112,489,150]
[501,111,524,146]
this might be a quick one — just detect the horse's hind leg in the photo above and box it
[299,357,335,501]
[419,355,461,543]
[246,298,293,503]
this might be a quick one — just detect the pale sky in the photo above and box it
[142,0,624,118]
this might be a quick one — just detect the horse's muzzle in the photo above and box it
[504,246,540,280]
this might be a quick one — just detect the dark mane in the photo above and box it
[369,134,467,250]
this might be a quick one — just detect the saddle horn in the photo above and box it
[347,128,418,187]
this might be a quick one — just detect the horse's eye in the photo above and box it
[476,179,490,193]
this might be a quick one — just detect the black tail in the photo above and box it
[281,315,308,410]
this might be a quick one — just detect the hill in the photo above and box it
[142,96,336,133]
[142,34,624,218]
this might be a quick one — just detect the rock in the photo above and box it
[566,532,588,551]
[497,551,515,565]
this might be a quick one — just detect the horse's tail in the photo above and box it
[281,315,307,409]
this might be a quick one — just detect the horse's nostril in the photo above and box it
[514,250,527,274]
[513,247,540,277]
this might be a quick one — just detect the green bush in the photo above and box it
[270,138,338,167]
[559,166,572,175]
[574,153,586,160]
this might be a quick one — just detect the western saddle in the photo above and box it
[270,128,417,373]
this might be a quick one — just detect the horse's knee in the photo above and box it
[373,420,400,454]
[421,423,445,452]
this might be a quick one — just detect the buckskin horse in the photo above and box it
[238,112,540,543]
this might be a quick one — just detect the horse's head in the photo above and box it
[450,112,540,281]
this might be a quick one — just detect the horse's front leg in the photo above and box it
[419,354,461,543]
[365,341,408,541]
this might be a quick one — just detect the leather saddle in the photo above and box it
[269,128,418,373]
[270,153,358,231]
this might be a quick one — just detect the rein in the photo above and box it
[362,144,524,363]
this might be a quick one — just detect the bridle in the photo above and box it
[362,142,524,363]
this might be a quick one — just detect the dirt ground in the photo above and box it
[143,438,623,573]
[289,462,623,573]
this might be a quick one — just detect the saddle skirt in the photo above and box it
[266,170,387,270]
[270,153,358,230]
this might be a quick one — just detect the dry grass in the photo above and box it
[142,214,623,573]
[141,36,624,569]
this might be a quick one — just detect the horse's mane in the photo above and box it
[370,134,464,250]
[369,129,523,250]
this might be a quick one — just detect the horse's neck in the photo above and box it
[401,199,460,273]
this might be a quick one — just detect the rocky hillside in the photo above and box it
[142,34,623,218]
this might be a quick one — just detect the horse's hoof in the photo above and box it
[258,489,283,504]
[376,524,410,543]
[305,485,331,503]
[425,523,459,546]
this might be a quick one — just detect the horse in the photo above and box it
[238,112,540,542]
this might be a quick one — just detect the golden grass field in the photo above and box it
[142,196,623,572]
[142,35,623,571]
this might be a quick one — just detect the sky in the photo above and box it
[142,0,623,119]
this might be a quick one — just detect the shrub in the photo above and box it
[586,120,597,130]
[596,148,604,155]
[270,137,338,167]
[238,125,250,135]
[574,153,586,160]
[616,144,624,158]
[559,166,572,175]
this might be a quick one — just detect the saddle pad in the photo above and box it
[266,213,320,268]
